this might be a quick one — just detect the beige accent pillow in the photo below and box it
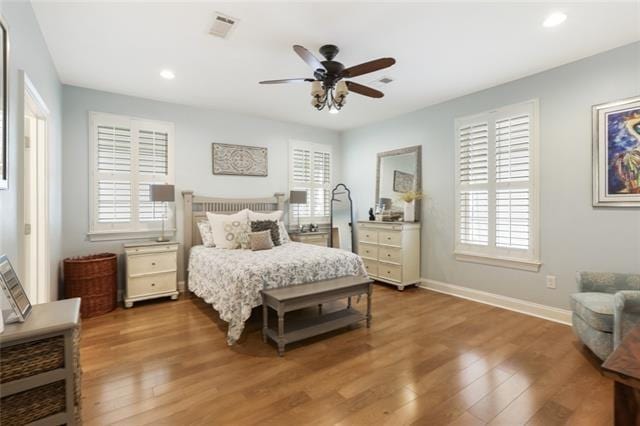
[249,230,274,251]
[207,209,249,248]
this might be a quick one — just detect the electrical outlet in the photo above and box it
[546,275,557,289]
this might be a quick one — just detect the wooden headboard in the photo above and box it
[182,191,285,272]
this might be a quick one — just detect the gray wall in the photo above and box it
[0,1,62,301]
[341,42,640,310]
[62,85,341,285]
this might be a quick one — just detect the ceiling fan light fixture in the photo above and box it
[329,106,340,115]
[335,81,349,98]
[311,81,324,97]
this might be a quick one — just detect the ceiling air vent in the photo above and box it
[209,13,238,39]
[377,76,394,84]
[369,76,394,88]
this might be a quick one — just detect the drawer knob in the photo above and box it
[387,270,391,274]
[387,237,391,240]
[151,283,156,286]
[152,262,156,266]
[387,254,391,257]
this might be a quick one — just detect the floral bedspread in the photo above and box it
[188,242,367,345]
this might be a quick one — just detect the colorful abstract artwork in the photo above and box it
[593,97,640,207]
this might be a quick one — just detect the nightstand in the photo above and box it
[124,241,179,308]
[289,231,329,247]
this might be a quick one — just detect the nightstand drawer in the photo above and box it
[362,258,378,276]
[128,252,177,276]
[379,230,402,246]
[378,262,402,282]
[292,234,328,246]
[359,243,378,260]
[128,272,176,298]
[379,246,402,264]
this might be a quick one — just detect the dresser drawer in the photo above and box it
[379,246,402,264]
[378,262,402,282]
[128,252,177,276]
[359,243,378,260]
[378,230,402,246]
[362,258,378,276]
[128,272,176,298]
[359,229,378,244]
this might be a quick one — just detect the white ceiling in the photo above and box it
[32,2,640,131]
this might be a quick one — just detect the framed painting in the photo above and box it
[212,143,268,177]
[0,16,9,190]
[593,96,640,207]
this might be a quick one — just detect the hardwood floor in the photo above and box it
[79,284,613,425]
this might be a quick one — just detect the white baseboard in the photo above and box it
[178,280,186,293]
[419,278,572,326]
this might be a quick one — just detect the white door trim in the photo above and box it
[19,71,51,304]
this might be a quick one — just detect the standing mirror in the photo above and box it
[376,145,422,221]
[330,184,355,252]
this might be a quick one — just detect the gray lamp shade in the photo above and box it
[289,190,307,204]
[150,184,175,202]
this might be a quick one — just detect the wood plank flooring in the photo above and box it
[79,284,613,425]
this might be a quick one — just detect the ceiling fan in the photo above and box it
[259,44,396,114]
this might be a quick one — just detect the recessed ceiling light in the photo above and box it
[160,69,175,80]
[543,12,567,28]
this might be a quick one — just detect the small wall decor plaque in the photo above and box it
[212,143,268,177]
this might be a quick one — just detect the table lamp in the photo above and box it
[289,190,308,232]
[150,184,175,242]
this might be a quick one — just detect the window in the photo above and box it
[289,140,332,224]
[89,112,175,239]
[454,100,540,271]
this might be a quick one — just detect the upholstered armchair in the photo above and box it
[570,272,640,360]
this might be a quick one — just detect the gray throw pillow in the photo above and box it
[250,220,281,246]
[249,230,274,251]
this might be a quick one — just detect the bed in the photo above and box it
[182,191,367,345]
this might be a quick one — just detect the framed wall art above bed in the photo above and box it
[592,96,640,207]
[212,143,268,177]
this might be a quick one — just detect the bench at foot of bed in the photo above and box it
[261,276,373,356]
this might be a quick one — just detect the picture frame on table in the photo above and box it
[592,96,640,207]
[0,255,32,323]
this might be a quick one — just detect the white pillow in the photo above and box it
[248,210,283,222]
[278,221,290,244]
[197,221,215,247]
[207,210,249,248]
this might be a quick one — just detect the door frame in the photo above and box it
[18,70,50,304]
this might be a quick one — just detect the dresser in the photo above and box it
[0,298,81,425]
[124,241,179,308]
[289,231,329,247]
[357,221,421,290]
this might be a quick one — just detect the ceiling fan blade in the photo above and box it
[293,45,327,72]
[346,81,384,98]
[342,58,396,78]
[259,78,315,84]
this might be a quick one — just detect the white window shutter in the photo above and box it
[95,124,132,225]
[289,141,332,224]
[495,113,531,251]
[459,122,489,184]
[97,180,131,223]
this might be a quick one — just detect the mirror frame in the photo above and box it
[329,183,355,252]
[375,145,422,215]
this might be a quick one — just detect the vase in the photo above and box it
[404,200,415,222]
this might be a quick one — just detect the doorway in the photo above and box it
[21,71,50,304]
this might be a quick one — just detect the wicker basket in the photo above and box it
[0,380,66,425]
[0,336,65,383]
[64,253,117,318]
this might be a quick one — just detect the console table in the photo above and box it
[602,325,640,426]
[0,298,81,425]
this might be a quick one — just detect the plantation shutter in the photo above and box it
[289,141,332,223]
[458,122,489,246]
[95,124,132,226]
[90,112,174,235]
[495,114,531,250]
[455,100,538,268]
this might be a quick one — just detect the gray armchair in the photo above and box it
[571,272,640,360]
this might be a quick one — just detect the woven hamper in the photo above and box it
[64,253,117,318]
